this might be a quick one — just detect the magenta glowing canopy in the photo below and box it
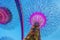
[30,12,46,28]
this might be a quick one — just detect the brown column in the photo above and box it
[24,22,41,40]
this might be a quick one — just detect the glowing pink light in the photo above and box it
[0,7,11,24]
[30,12,46,28]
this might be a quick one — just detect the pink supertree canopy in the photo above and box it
[0,7,11,24]
[30,12,46,28]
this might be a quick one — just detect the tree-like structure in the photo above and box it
[24,22,41,40]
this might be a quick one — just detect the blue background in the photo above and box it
[0,0,60,40]
[0,0,21,40]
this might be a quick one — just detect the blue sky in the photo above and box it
[0,0,60,40]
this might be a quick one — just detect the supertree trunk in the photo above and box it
[24,22,41,40]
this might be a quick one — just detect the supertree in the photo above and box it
[24,12,46,40]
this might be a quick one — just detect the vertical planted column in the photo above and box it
[25,12,46,40]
